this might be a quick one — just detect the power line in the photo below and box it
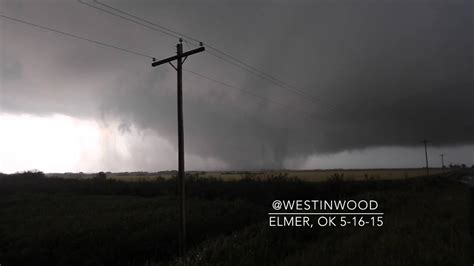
[183,75,295,140]
[183,75,267,126]
[94,0,330,107]
[184,69,320,120]
[0,14,153,59]
[77,0,180,42]
[204,49,320,104]
[82,0,337,111]
[0,12,320,123]
[91,0,198,43]
[91,0,313,92]
[204,49,338,112]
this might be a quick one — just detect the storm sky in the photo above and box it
[1,0,473,173]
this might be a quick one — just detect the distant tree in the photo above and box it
[461,164,466,168]
[94,171,107,180]
[20,170,45,179]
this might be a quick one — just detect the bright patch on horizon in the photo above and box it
[0,113,228,173]
[0,113,103,173]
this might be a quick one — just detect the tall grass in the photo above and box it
[0,171,471,265]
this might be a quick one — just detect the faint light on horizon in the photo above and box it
[0,113,229,174]
[0,113,102,173]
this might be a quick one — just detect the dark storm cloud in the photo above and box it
[0,52,22,81]
[1,0,473,169]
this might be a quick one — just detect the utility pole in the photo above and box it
[440,154,445,173]
[152,39,205,257]
[421,139,431,176]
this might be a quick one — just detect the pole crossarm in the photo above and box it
[152,46,205,67]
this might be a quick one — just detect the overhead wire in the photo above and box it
[0,14,154,59]
[0,13,321,123]
[91,0,200,43]
[184,69,321,120]
[77,0,180,42]
[82,0,338,112]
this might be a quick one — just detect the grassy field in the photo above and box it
[0,170,472,265]
[172,176,472,266]
[107,168,446,182]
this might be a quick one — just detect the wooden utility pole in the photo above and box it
[152,39,205,257]
[440,154,445,173]
[421,139,431,176]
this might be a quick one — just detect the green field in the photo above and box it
[0,170,472,265]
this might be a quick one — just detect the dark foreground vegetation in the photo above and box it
[0,171,472,265]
